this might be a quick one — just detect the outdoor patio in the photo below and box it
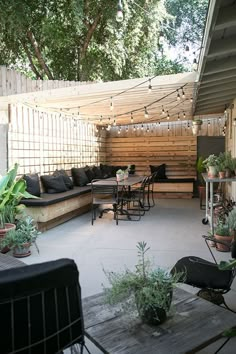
[19,197,236,354]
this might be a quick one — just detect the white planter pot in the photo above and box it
[208,166,217,178]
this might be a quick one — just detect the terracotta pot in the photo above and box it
[214,234,233,252]
[0,223,16,254]
[218,171,226,179]
[13,242,31,258]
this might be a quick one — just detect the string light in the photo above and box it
[146,126,150,133]
[133,125,136,131]
[159,121,161,126]
[148,79,152,93]
[141,124,144,130]
[113,119,116,126]
[177,113,180,121]
[177,90,181,101]
[130,112,134,123]
[208,119,210,126]
[126,126,128,132]
[224,105,227,114]
[192,55,198,71]
[219,117,222,123]
[182,88,185,99]
[118,127,121,134]
[116,0,123,22]
[187,121,190,129]
[144,107,148,118]
[190,97,193,103]
[110,97,113,111]
[183,111,186,119]
[167,111,170,120]
[161,106,165,115]
[167,123,170,132]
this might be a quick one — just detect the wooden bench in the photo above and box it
[21,186,92,232]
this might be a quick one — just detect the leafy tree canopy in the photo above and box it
[0,0,208,81]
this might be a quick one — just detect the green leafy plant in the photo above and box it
[103,242,183,324]
[0,163,38,228]
[203,154,219,167]
[226,208,236,235]
[196,156,206,185]
[214,221,230,237]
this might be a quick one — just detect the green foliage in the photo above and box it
[0,215,40,250]
[103,241,183,320]
[215,221,230,237]
[226,208,236,232]
[0,163,39,227]
[196,156,205,185]
[203,154,219,167]
[0,0,206,80]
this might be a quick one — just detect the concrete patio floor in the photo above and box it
[22,198,236,354]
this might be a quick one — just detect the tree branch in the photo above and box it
[80,12,102,60]
[26,30,54,80]
[20,40,43,79]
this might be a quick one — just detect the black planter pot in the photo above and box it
[139,306,167,325]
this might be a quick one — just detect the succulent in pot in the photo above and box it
[103,242,183,325]
[214,221,232,252]
[0,215,40,257]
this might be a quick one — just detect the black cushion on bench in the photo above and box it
[156,178,195,183]
[21,186,91,207]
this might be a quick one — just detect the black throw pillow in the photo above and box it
[53,169,74,189]
[23,174,41,197]
[71,168,89,186]
[150,164,167,181]
[100,164,112,177]
[41,175,68,193]
[92,166,103,179]
[85,167,96,182]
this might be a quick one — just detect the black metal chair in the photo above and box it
[0,258,92,354]
[171,236,236,309]
[91,179,119,225]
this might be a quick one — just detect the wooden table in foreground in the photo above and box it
[83,287,236,354]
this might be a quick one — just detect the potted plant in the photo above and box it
[203,154,219,178]
[192,119,203,135]
[226,208,236,239]
[0,215,40,257]
[116,169,124,182]
[128,164,136,175]
[217,161,226,179]
[218,151,234,178]
[0,163,38,249]
[103,242,182,325]
[214,221,232,252]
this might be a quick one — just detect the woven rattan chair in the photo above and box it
[0,258,92,354]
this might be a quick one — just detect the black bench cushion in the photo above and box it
[156,178,195,183]
[23,174,41,197]
[21,186,91,207]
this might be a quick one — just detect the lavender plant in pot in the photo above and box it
[103,242,182,326]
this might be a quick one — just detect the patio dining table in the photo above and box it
[91,175,144,220]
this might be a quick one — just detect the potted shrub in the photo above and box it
[214,221,232,252]
[0,163,38,251]
[218,151,234,178]
[0,215,40,257]
[203,154,219,178]
[217,161,226,179]
[103,242,182,325]
[128,164,136,175]
[192,119,203,135]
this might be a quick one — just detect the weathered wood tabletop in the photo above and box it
[0,253,25,270]
[83,287,236,354]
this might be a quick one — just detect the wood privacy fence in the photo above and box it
[105,136,197,178]
[0,66,86,97]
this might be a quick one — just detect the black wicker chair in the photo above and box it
[0,258,91,354]
[171,236,236,308]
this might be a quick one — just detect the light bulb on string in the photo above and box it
[110,97,113,111]
[182,88,185,99]
[208,120,210,126]
[141,124,144,130]
[146,126,150,133]
[116,0,123,22]
[192,55,198,71]
[167,123,170,132]
[190,97,193,103]
[187,121,190,129]
[167,111,170,120]
[177,113,180,121]
[159,121,161,126]
[113,118,116,126]
[133,125,136,131]
[183,111,186,119]
[118,127,121,135]
[161,106,165,115]
[144,107,148,119]
[219,117,222,123]
[130,112,134,123]
[148,79,152,93]
[224,105,227,114]
[126,126,128,133]
[177,90,181,101]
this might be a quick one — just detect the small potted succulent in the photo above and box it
[203,154,219,178]
[0,215,40,257]
[116,169,124,182]
[103,242,182,325]
[214,221,232,252]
